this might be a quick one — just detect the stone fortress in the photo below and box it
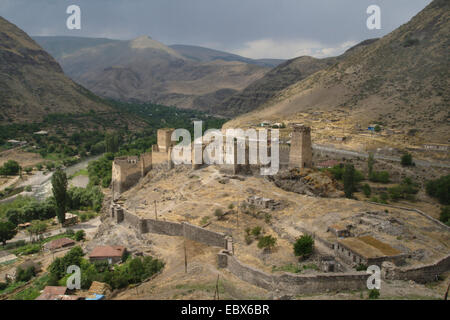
[112,124,313,198]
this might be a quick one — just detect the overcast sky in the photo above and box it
[0,0,432,59]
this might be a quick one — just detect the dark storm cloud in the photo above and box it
[0,0,433,59]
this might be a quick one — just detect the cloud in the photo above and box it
[231,38,358,60]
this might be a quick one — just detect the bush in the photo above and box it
[15,266,36,283]
[426,175,450,205]
[369,171,390,183]
[401,153,413,166]
[257,235,277,251]
[293,235,314,258]
[362,184,372,197]
[355,263,368,271]
[75,230,86,241]
[368,289,380,300]
[0,160,20,176]
[214,209,224,220]
[67,186,104,213]
[439,207,450,226]
[388,178,419,201]
[251,226,262,238]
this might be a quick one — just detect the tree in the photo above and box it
[343,164,356,198]
[426,175,450,205]
[368,153,375,176]
[52,169,68,225]
[401,153,413,166]
[374,125,381,133]
[293,235,314,258]
[27,220,47,242]
[0,221,17,246]
[105,133,119,153]
[75,230,86,241]
[362,184,372,197]
[439,206,450,226]
[257,235,277,251]
[0,160,21,176]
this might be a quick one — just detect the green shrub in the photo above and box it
[369,171,390,183]
[356,264,368,271]
[0,160,20,176]
[251,226,262,237]
[362,184,372,197]
[75,230,85,241]
[257,235,277,251]
[293,235,314,258]
[439,206,450,226]
[214,208,224,219]
[401,153,413,166]
[15,266,36,283]
[426,175,450,205]
[368,289,380,299]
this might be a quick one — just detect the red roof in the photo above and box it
[46,238,76,250]
[89,246,126,259]
[42,286,67,296]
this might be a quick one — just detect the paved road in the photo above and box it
[313,144,450,169]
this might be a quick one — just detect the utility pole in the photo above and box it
[154,200,158,220]
[184,239,187,274]
[213,275,220,300]
[444,282,450,300]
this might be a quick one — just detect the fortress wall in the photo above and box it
[140,152,152,176]
[219,252,369,294]
[112,206,228,249]
[143,219,184,236]
[152,151,169,165]
[383,254,450,283]
[183,223,227,248]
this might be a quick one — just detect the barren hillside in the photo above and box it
[0,16,114,124]
[227,0,449,144]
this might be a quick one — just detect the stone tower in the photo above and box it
[289,125,312,169]
[157,128,175,152]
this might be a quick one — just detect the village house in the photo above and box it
[35,286,82,300]
[335,236,405,267]
[45,237,76,251]
[89,245,127,265]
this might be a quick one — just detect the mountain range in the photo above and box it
[33,35,279,112]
